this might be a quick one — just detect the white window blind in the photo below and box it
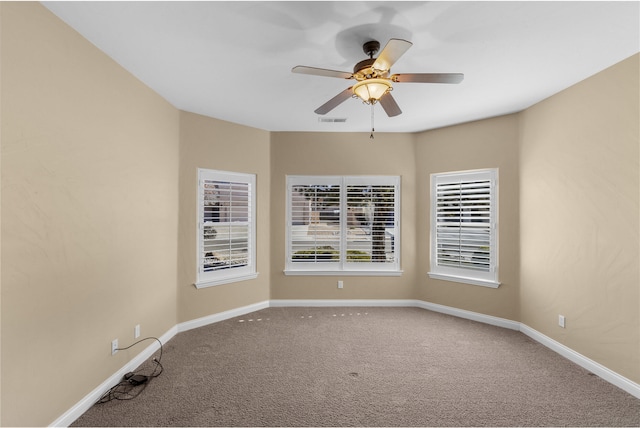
[286,175,401,275]
[429,169,499,287]
[196,169,257,288]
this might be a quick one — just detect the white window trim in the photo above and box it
[428,168,500,288]
[195,272,259,289]
[195,169,257,289]
[284,270,403,277]
[285,175,401,275]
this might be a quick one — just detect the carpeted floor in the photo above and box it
[72,306,640,427]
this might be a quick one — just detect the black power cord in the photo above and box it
[97,337,164,404]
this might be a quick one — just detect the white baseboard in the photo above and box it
[269,299,418,307]
[520,324,640,399]
[177,300,270,333]
[52,298,640,426]
[269,299,521,331]
[50,326,178,427]
[414,300,521,331]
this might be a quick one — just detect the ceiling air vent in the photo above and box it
[319,117,347,123]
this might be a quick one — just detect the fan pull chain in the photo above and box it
[370,104,375,139]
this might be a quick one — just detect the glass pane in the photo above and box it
[346,185,395,263]
[290,184,341,263]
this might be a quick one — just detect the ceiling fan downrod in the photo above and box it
[363,40,380,58]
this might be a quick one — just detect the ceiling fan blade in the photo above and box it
[373,39,413,72]
[391,73,464,84]
[292,66,353,79]
[379,92,402,117]
[314,87,353,115]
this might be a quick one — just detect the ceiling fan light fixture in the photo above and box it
[352,78,392,104]
[294,38,463,120]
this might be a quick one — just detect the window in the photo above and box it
[286,175,401,275]
[428,169,499,288]
[196,169,257,288]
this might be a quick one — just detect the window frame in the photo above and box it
[285,175,402,276]
[428,168,500,288]
[195,168,257,289]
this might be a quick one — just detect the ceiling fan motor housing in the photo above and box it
[353,58,389,80]
[353,40,390,80]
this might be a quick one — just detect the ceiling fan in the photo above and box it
[292,38,464,117]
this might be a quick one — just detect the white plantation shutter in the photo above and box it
[289,177,342,264]
[346,182,397,264]
[435,180,491,271]
[429,169,499,287]
[286,176,400,274]
[196,169,257,288]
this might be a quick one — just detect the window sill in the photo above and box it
[428,272,500,288]
[194,272,259,289]
[284,270,403,277]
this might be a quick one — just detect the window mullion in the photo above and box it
[456,182,462,268]
[339,178,347,267]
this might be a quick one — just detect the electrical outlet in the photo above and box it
[558,315,566,328]
[111,339,119,355]
[134,324,141,339]
[338,280,343,289]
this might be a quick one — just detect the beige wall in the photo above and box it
[414,115,521,321]
[1,3,179,426]
[270,132,417,300]
[519,54,639,383]
[177,112,271,322]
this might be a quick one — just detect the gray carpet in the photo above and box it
[72,307,640,426]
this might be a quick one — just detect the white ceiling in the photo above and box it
[42,1,639,134]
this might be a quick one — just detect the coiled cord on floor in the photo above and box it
[97,337,164,404]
